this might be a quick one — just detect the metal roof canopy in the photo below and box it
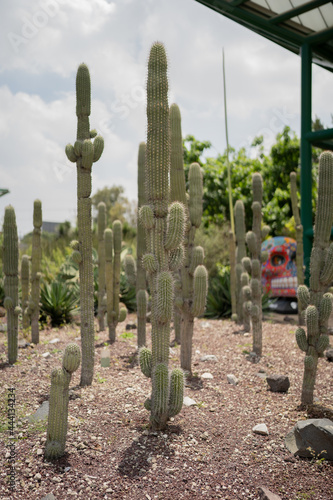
[194,0,333,283]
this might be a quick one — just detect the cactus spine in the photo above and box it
[242,174,269,356]
[124,142,147,347]
[3,206,20,365]
[290,171,305,325]
[30,200,42,344]
[139,43,185,430]
[21,255,30,330]
[45,343,81,460]
[296,151,333,405]
[234,200,247,325]
[105,221,127,343]
[97,202,107,331]
[65,63,104,387]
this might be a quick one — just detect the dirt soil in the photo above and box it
[0,313,333,500]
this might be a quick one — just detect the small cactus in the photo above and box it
[65,63,104,387]
[3,206,20,364]
[105,221,127,343]
[296,151,333,405]
[30,200,42,344]
[21,255,30,330]
[97,202,107,331]
[45,343,81,460]
[234,200,247,325]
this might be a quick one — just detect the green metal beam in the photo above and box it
[306,127,333,142]
[300,43,313,286]
[268,0,329,25]
[0,189,9,197]
[306,26,333,45]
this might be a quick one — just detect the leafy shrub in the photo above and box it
[40,281,79,327]
[194,224,230,278]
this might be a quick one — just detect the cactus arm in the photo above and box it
[21,255,30,330]
[97,202,107,332]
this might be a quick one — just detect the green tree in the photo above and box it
[91,185,136,227]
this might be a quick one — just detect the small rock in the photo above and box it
[125,323,137,330]
[325,348,333,362]
[200,355,217,362]
[183,396,197,406]
[36,449,43,456]
[41,495,56,500]
[256,371,267,379]
[246,351,260,363]
[100,348,110,368]
[28,401,49,422]
[201,322,211,328]
[18,339,30,348]
[42,352,51,358]
[49,338,60,344]
[227,374,238,386]
[201,372,213,379]
[253,424,269,436]
[200,431,209,440]
[266,374,290,393]
[34,473,42,481]
[258,486,282,500]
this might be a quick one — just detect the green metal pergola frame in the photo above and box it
[194,0,333,283]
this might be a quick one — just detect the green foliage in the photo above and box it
[40,281,79,327]
[194,223,229,278]
[205,266,231,319]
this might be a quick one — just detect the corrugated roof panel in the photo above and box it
[295,8,329,31]
[319,4,333,26]
[265,0,292,15]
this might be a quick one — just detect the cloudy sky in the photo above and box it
[1,0,333,237]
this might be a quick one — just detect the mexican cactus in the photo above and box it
[290,171,305,325]
[124,142,147,347]
[242,173,269,355]
[105,221,127,343]
[97,202,107,331]
[21,255,30,330]
[295,151,333,405]
[229,231,237,322]
[65,63,104,386]
[138,43,185,430]
[3,206,20,365]
[45,343,81,460]
[30,199,42,344]
[234,200,247,325]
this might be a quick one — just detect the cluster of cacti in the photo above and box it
[234,200,247,325]
[138,42,185,430]
[29,200,42,344]
[97,201,107,331]
[295,151,333,405]
[65,63,104,387]
[105,220,127,343]
[124,142,148,348]
[290,171,305,325]
[3,206,20,365]
[21,254,30,330]
[169,103,208,374]
[45,343,81,460]
[241,173,269,355]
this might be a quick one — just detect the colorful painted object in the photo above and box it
[261,237,297,297]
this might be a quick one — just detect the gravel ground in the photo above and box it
[0,313,332,500]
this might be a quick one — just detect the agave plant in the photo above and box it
[40,281,79,327]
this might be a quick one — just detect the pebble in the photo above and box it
[36,449,43,456]
[183,396,197,406]
[227,374,239,385]
[201,372,213,379]
[200,355,218,362]
[42,352,51,358]
[252,423,269,436]
[49,338,60,344]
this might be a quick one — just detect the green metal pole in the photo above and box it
[300,43,312,286]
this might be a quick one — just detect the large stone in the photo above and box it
[258,486,282,500]
[266,374,290,393]
[285,418,333,460]
[28,401,49,422]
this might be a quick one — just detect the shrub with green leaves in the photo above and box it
[40,281,79,327]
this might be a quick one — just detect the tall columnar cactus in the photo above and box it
[234,200,247,325]
[65,63,104,387]
[242,173,269,356]
[105,221,127,343]
[290,171,305,326]
[229,231,237,322]
[30,199,42,344]
[295,151,333,406]
[3,206,20,365]
[21,255,30,330]
[45,343,81,460]
[97,202,107,331]
[124,142,148,348]
[138,43,185,430]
